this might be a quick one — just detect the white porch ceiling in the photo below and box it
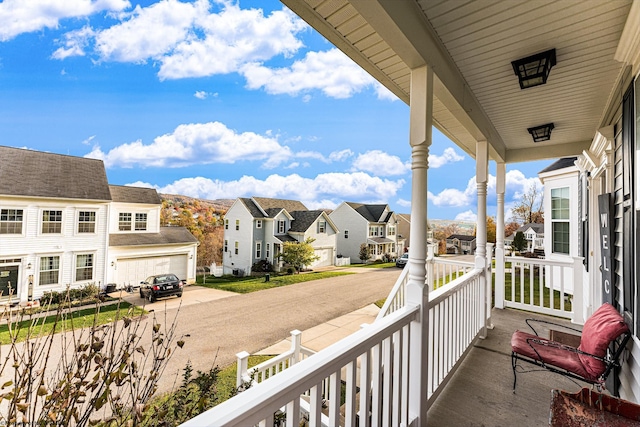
[282,0,633,164]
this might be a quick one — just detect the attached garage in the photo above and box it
[311,248,333,267]
[116,255,188,288]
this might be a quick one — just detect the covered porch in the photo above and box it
[181,0,640,425]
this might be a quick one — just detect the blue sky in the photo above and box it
[0,0,550,221]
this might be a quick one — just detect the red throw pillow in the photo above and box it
[578,303,629,379]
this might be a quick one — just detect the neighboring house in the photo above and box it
[107,185,198,289]
[0,146,197,304]
[445,234,476,255]
[329,202,400,262]
[397,213,411,250]
[505,223,545,254]
[222,197,338,275]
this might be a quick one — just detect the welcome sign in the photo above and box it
[598,193,613,304]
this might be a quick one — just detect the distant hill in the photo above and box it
[160,193,234,212]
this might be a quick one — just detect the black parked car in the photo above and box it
[139,273,184,303]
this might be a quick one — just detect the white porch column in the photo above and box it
[495,162,506,309]
[475,140,489,338]
[407,65,432,426]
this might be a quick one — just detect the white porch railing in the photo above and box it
[501,256,583,322]
[181,262,487,427]
[236,330,316,388]
[377,251,475,320]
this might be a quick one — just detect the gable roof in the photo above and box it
[538,157,578,174]
[345,202,391,223]
[288,210,326,232]
[506,223,544,239]
[0,145,111,201]
[238,198,265,218]
[447,234,476,241]
[109,185,161,205]
[252,197,308,217]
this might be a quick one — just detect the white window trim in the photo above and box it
[76,209,98,235]
[38,253,63,287]
[118,212,133,232]
[256,241,262,259]
[134,212,148,231]
[74,252,96,283]
[0,207,26,236]
[256,220,262,229]
[40,208,64,236]
[551,186,571,255]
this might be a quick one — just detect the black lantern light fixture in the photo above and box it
[511,48,556,89]
[527,123,555,142]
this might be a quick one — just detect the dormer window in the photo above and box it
[277,220,286,234]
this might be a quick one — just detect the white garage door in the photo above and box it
[117,255,187,288]
[312,248,333,267]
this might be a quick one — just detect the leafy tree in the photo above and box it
[359,243,371,263]
[504,221,521,239]
[511,183,544,224]
[475,216,497,244]
[511,231,527,253]
[281,238,319,273]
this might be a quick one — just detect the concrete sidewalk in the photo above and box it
[255,303,381,355]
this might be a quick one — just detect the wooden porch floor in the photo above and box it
[427,307,589,427]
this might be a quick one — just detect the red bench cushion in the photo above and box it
[578,303,629,379]
[511,330,593,381]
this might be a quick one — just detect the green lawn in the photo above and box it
[0,302,145,344]
[502,268,571,311]
[199,271,355,293]
[348,262,397,269]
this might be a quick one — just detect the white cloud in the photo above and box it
[429,147,464,168]
[455,210,477,222]
[428,188,471,207]
[85,121,294,169]
[352,150,409,176]
[52,25,95,59]
[0,0,130,42]
[153,172,405,208]
[241,48,378,99]
[81,135,96,145]
[329,149,353,162]
[194,90,207,99]
[397,198,411,207]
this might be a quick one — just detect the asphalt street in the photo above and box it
[152,267,400,393]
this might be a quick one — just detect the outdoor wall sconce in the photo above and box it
[189,254,193,259]
[27,263,32,269]
[511,48,556,89]
[527,123,555,142]
[111,261,115,267]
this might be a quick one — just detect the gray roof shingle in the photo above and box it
[289,210,324,232]
[239,198,265,218]
[0,146,111,201]
[109,226,197,247]
[109,185,161,205]
[346,202,390,223]
[538,157,578,174]
[253,197,307,217]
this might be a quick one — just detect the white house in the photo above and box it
[505,222,545,254]
[329,202,400,262]
[0,146,197,304]
[222,197,338,275]
[106,185,198,289]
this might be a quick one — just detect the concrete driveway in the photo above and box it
[114,284,236,311]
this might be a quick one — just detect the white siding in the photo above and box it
[222,200,255,275]
[329,203,369,263]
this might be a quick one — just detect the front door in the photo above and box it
[0,265,19,300]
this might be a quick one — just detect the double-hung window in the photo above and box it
[39,256,60,285]
[256,220,262,229]
[235,241,239,255]
[42,210,62,234]
[135,213,147,231]
[256,242,262,258]
[75,254,94,281]
[224,240,228,252]
[551,187,570,254]
[236,220,240,231]
[119,213,132,231]
[277,220,285,234]
[0,209,23,234]
[318,221,326,233]
[78,211,96,233]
